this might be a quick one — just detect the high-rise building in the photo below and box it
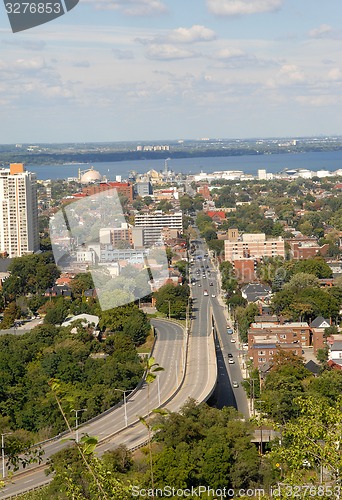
[134,211,183,245]
[0,163,39,258]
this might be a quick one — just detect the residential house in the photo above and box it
[241,283,272,303]
[310,316,330,353]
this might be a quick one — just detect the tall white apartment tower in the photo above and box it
[0,163,39,258]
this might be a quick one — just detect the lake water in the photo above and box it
[27,150,342,180]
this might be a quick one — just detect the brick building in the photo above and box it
[82,182,134,202]
[250,342,300,369]
[225,233,285,263]
[287,237,329,259]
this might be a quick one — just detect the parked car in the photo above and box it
[230,338,236,343]
[226,328,233,334]
[228,358,234,364]
[232,381,239,388]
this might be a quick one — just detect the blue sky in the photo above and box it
[1,0,342,143]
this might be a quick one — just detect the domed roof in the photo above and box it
[81,168,102,184]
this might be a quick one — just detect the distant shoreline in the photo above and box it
[3,145,342,167]
[24,150,342,181]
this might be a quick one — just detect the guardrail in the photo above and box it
[1,479,52,500]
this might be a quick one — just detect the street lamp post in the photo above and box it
[256,400,265,455]
[72,409,87,443]
[250,378,257,416]
[167,300,171,320]
[114,389,130,428]
[1,432,12,478]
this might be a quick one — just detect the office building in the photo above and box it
[135,181,153,197]
[0,163,39,258]
[135,211,183,245]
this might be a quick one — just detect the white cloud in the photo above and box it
[167,25,216,44]
[308,24,334,39]
[266,64,306,89]
[278,64,305,81]
[83,0,168,16]
[11,58,46,71]
[215,48,247,59]
[136,25,216,46]
[145,45,197,60]
[206,0,284,16]
[327,68,342,81]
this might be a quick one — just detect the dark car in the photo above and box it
[227,353,233,358]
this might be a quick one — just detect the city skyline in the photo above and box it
[1,0,342,142]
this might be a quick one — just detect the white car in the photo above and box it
[232,381,239,388]
[211,294,216,298]
[230,338,236,343]
[228,358,234,364]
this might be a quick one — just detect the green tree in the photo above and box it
[154,283,190,319]
[71,273,95,297]
[44,298,69,326]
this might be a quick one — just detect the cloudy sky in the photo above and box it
[1,0,342,143]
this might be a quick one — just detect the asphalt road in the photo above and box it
[0,318,43,336]
[190,237,249,418]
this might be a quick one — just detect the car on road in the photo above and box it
[228,358,234,364]
[227,328,233,334]
[198,283,202,287]
[230,338,236,343]
[211,294,216,298]
[232,381,239,388]
[210,282,213,286]
[203,289,209,296]
[227,353,233,358]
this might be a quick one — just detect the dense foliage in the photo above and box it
[0,316,145,436]
[154,283,190,319]
[2,253,60,298]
